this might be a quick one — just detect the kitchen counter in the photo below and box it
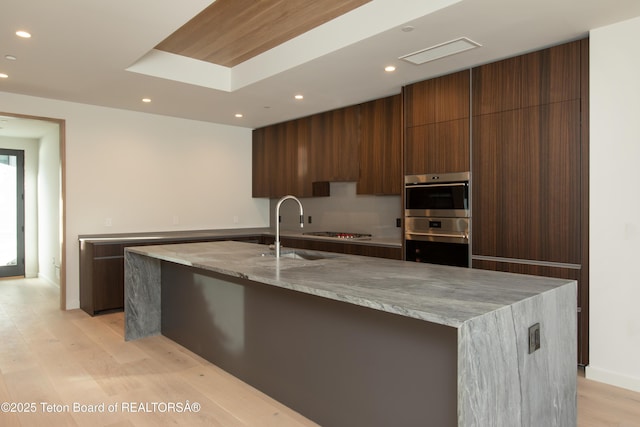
[78,227,401,247]
[124,240,576,426]
[79,228,400,316]
[78,227,273,243]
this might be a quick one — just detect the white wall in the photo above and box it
[0,91,269,309]
[37,125,61,286]
[0,136,39,277]
[588,16,640,392]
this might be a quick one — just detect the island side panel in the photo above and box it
[124,251,161,341]
[161,262,459,427]
[458,282,577,426]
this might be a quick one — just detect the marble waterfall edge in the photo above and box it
[125,251,161,341]
[458,283,577,426]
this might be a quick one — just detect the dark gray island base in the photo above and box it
[125,241,577,427]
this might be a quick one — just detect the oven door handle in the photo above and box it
[405,182,467,189]
[406,232,469,240]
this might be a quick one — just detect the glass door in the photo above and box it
[0,149,25,278]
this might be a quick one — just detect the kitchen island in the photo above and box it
[124,241,576,427]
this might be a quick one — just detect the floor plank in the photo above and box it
[1,278,639,426]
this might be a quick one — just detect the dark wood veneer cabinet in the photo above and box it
[471,38,589,365]
[358,94,402,195]
[309,105,361,183]
[472,100,581,263]
[252,119,313,198]
[404,70,470,174]
[472,40,581,115]
[80,241,125,315]
[404,69,470,127]
[80,236,265,315]
[253,98,402,197]
[280,237,402,260]
[80,234,399,316]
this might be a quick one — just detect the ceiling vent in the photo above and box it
[400,37,481,65]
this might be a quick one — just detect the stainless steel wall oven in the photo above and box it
[405,172,470,267]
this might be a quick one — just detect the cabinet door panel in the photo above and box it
[310,105,360,182]
[252,119,313,198]
[472,56,522,116]
[472,100,581,263]
[521,41,581,108]
[93,257,124,312]
[404,70,469,127]
[405,119,469,175]
[358,95,401,195]
[473,40,581,116]
[252,128,270,197]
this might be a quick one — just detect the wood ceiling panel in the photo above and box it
[155,0,371,67]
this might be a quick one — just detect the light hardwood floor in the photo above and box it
[1,278,639,426]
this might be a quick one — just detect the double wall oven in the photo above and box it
[404,172,470,267]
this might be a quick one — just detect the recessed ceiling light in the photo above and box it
[294,94,304,100]
[0,73,8,79]
[142,98,151,103]
[401,26,415,33]
[235,113,243,118]
[385,65,396,72]
[16,30,31,38]
[5,55,17,61]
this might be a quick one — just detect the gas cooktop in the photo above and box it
[303,231,372,240]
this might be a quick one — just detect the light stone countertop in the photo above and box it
[78,227,401,247]
[126,240,574,328]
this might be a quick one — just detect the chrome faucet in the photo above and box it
[275,195,304,258]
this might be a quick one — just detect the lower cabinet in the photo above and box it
[80,235,401,316]
[79,241,125,315]
[80,236,259,316]
[279,237,402,260]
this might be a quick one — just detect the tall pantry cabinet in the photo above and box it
[470,39,589,365]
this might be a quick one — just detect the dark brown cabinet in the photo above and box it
[404,70,470,174]
[472,41,581,115]
[252,119,313,198]
[472,101,581,263]
[310,105,360,183]
[253,98,401,197]
[404,70,470,127]
[405,119,469,175]
[79,233,400,315]
[80,235,253,315]
[471,38,589,365]
[280,237,402,260]
[357,94,402,195]
[79,241,125,315]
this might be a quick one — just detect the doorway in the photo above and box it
[0,112,66,310]
[0,148,25,278]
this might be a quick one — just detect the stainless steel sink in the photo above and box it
[303,231,372,240]
[262,250,337,261]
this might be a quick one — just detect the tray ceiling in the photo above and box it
[155,0,371,67]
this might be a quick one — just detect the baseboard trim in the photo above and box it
[585,365,640,393]
[37,273,59,288]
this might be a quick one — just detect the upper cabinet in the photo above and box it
[252,118,312,198]
[404,70,470,127]
[357,94,402,195]
[404,70,470,175]
[309,105,361,183]
[472,41,581,115]
[253,97,402,198]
